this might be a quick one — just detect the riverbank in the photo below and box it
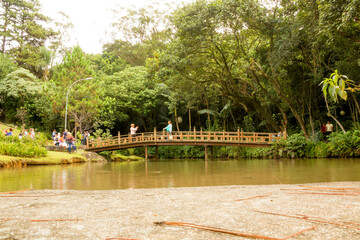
[0,150,106,167]
[0,182,359,239]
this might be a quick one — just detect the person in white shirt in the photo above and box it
[130,124,138,137]
[325,121,334,137]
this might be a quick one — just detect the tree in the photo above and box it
[0,0,57,78]
[41,46,101,133]
[0,68,41,122]
[105,5,173,66]
[102,66,169,132]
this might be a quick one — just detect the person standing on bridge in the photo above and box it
[130,124,138,138]
[164,120,172,140]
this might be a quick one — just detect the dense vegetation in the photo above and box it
[0,125,47,158]
[0,0,359,158]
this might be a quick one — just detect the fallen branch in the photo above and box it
[235,193,272,201]
[154,221,316,240]
[253,210,360,230]
[31,219,82,222]
[0,189,32,194]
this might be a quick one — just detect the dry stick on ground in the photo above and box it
[0,189,32,194]
[253,210,360,230]
[235,193,272,201]
[154,221,317,240]
[31,219,83,222]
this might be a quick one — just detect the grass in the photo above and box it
[0,151,88,166]
[110,153,144,161]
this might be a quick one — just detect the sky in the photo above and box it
[39,0,192,54]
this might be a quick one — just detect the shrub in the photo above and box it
[285,134,307,157]
[0,135,47,158]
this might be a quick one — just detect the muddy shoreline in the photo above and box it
[0,182,359,239]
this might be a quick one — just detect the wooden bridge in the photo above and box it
[86,129,285,160]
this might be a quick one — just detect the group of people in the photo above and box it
[321,121,334,139]
[3,127,35,139]
[52,129,91,153]
[52,129,76,153]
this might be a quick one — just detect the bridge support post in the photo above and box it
[154,127,157,142]
[155,146,159,160]
[145,146,148,161]
[204,145,208,161]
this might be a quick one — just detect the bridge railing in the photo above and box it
[86,129,283,149]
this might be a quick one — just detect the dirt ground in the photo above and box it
[0,182,359,240]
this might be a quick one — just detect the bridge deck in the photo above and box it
[86,130,283,153]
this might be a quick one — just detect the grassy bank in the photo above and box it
[0,151,89,167]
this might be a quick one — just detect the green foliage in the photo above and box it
[102,66,169,131]
[0,54,17,80]
[0,134,47,158]
[285,134,308,157]
[92,129,112,139]
[320,70,351,103]
[326,131,360,157]
[0,68,42,122]
[0,0,57,77]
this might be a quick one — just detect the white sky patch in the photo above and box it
[40,0,193,54]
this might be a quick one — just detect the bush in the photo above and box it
[285,133,307,157]
[0,135,47,158]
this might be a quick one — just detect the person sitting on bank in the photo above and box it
[5,128,13,136]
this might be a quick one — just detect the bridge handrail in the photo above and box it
[86,130,284,149]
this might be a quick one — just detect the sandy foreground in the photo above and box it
[0,182,359,240]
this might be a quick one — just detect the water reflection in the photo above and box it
[1,158,360,191]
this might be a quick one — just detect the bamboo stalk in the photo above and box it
[235,193,272,201]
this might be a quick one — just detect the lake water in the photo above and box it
[1,158,360,192]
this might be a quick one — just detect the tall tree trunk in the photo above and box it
[174,107,180,131]
[205,98,211,129]
[188,108,192,131]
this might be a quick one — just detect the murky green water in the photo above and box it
[1,158,360,191]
